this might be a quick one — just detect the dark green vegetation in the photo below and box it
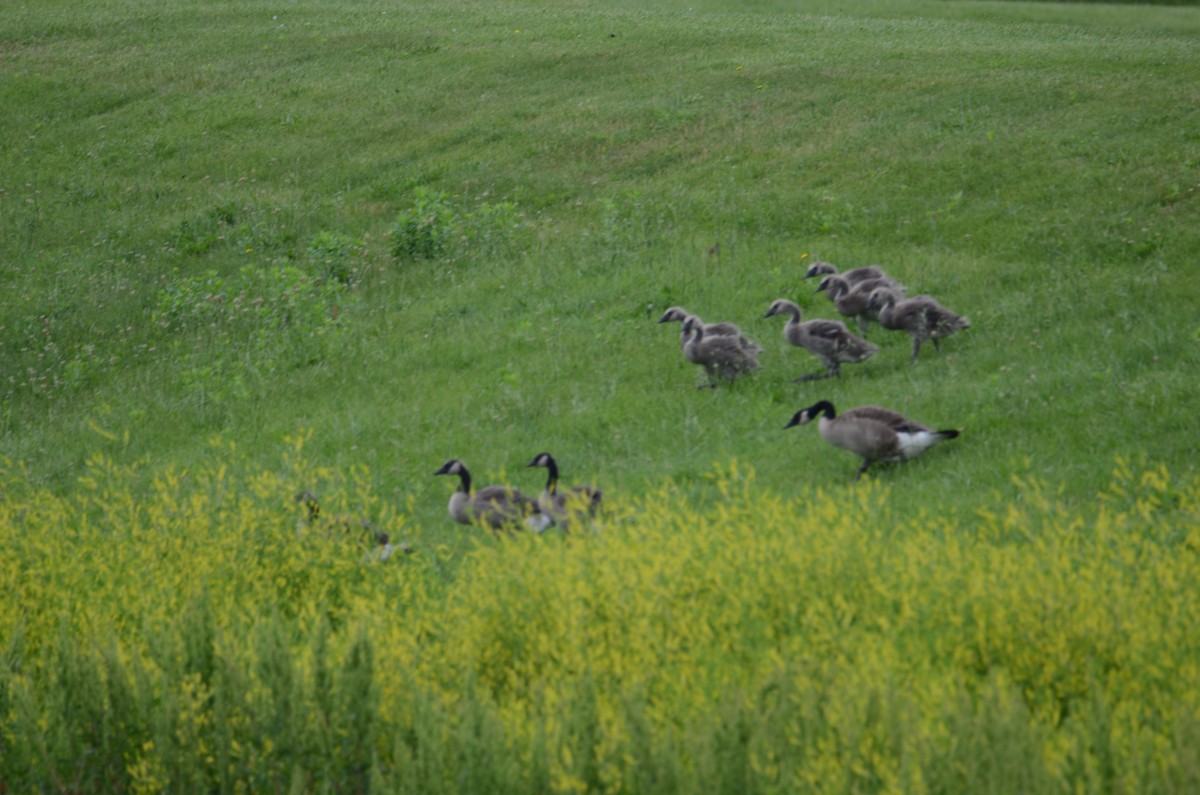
[2,0,1199,538]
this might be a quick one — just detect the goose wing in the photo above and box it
[841,406,931,434]
[700,334,759,370]
[472,485,537,525]
[808,319,851,336]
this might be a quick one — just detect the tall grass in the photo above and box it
[2,447,1199,792]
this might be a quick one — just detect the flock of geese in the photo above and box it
[434,454,603,533]
[660,260,970,387]
[297,259,969,547]
[417,260,970,535]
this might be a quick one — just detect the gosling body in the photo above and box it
[681,315,761,388]
[868,287,971,362]
[762,298,878,381]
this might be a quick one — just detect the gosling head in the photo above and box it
[658,306,689,324]
[866,287,896,311]
[804,261,837,279]
[762,299,793,319]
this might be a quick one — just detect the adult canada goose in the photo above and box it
[658,306,763,355]
[867,287,971,363]
[434,459,552,532]
[804,260,892,287]
[526,452,603,529]
[784,400,960,481]
[680,315,761,388]
[815,275,902,334]
[762,298,878,381]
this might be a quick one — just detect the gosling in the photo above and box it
[867,287,971,363]
[680,315,761,388]
[762,298,878,381]
[804,260,893,287]
[815,275,901,334]
[785,400,960,481]
[434,459,552,532]
[527,452,603,530]
[658,306,762,355]
[295,491,410,556]
[294,490,378,536]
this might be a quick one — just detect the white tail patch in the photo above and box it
[895,430,953,460]
[525,512,555,534]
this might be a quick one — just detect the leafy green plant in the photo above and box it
[390,188,457,261]
[307,230,364,285]
[390,189,530,263]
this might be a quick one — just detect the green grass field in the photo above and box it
[3,0,1200,790]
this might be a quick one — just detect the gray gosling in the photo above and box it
[867,287,971,363]
[526,452,603,530]
[804,260,891,287]
[658,306,763,355]
[762,298,878,382]
[815,275,903,334]
[295,491,411,556]
[785,400,960,481]
[680,315,761,388]
[434,459,553,532]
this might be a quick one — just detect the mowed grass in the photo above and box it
[3,0,1198,535]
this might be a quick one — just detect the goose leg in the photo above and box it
[854,459,873,481]
[910,337,923,363]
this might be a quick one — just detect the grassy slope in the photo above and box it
[2,0,1199,541]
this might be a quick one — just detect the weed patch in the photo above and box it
[390,188,528,263]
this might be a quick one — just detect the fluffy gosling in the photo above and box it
[680,315,761,388]
[867,287,971,363]
[762,298,878,381]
